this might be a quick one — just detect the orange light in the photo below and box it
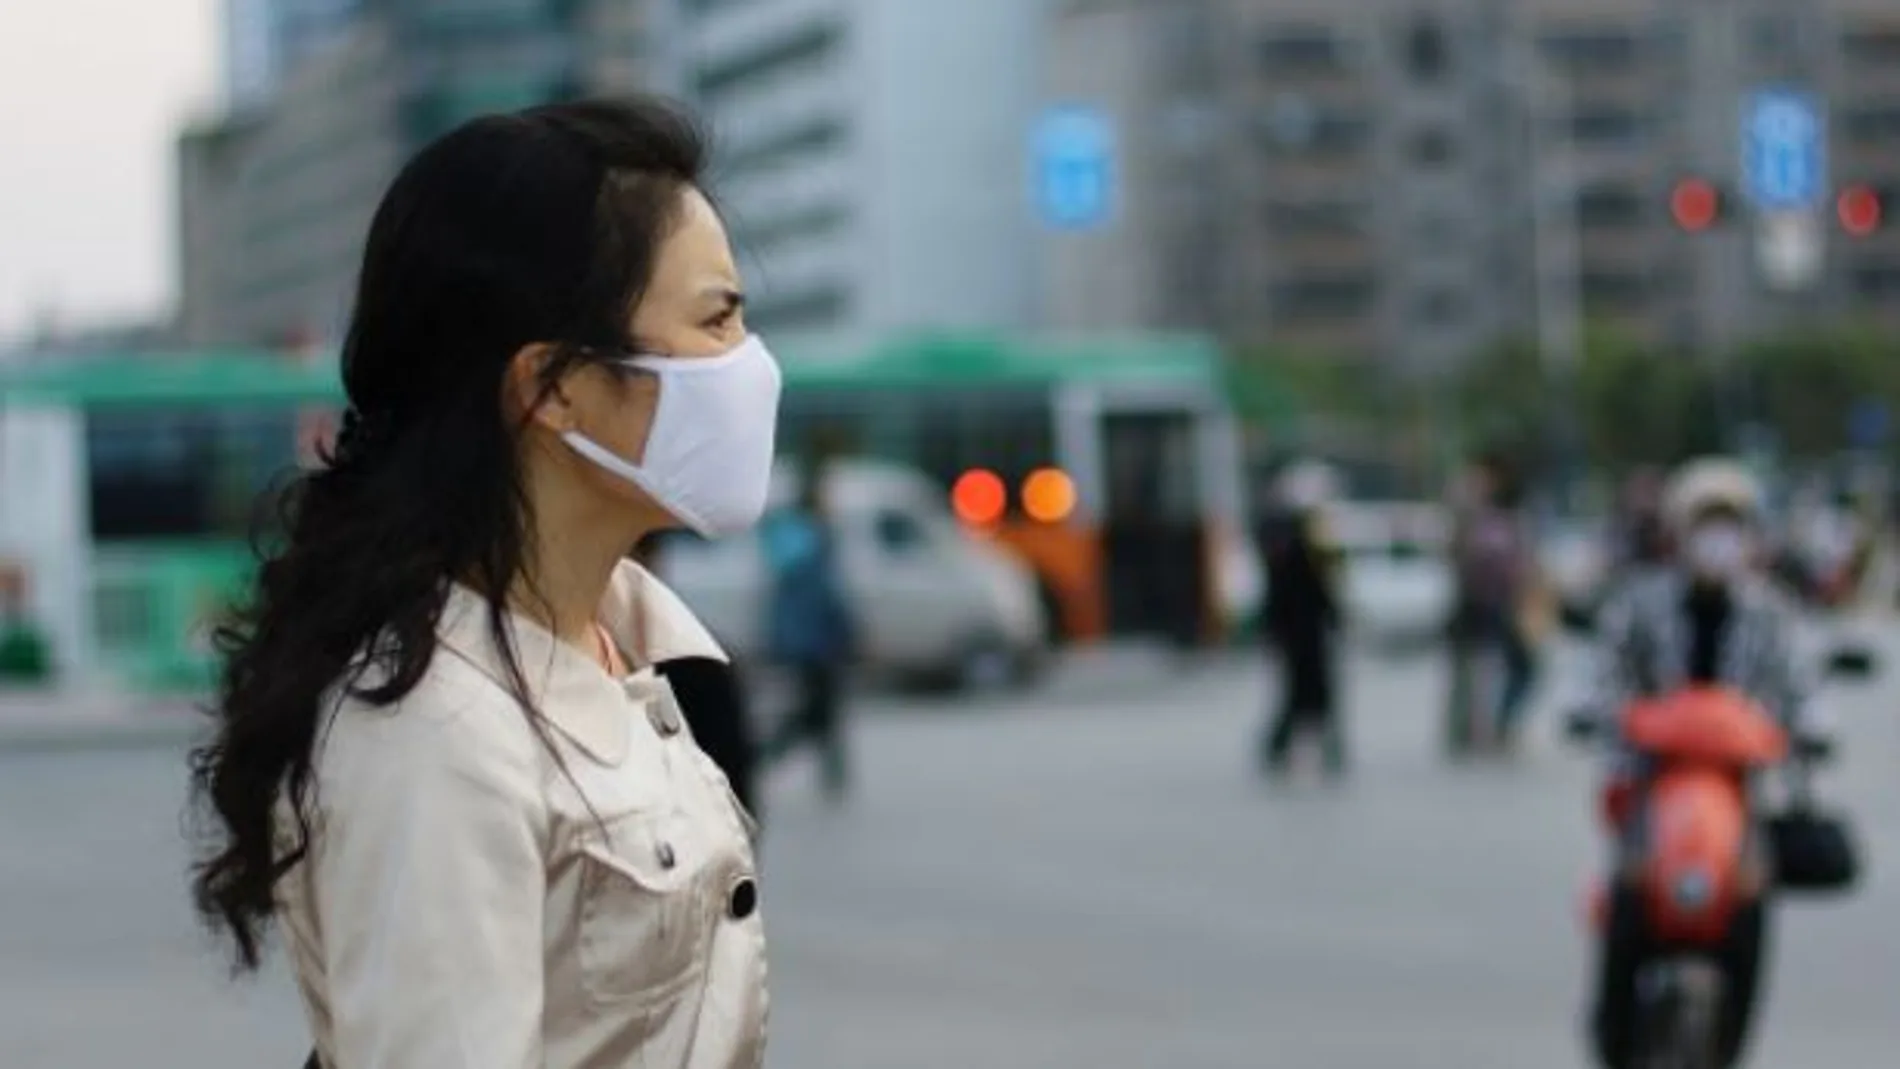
[951,469,1007,525]
[1021,468,1077,523]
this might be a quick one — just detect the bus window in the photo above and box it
[86,409,299,541]
[874,509,930,556]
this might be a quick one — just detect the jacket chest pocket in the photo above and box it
[578,809,716,1007]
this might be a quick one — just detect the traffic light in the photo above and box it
[1670,177,1725,233]
[951,469,1006,526]
[1837,183,1888,237]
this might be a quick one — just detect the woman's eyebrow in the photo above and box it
[702,286,746,310]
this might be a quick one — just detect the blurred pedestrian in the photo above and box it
[1610,467,1671,575]
[188,98,777,1069]
[1256,460,1346,778]
[1448,448,1541,753]
[760,460,858,799]
[0,564,51,684]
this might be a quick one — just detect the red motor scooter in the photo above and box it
[1567,687,1830,1069]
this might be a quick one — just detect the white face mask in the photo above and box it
[1686,522,1750,580]
[561,334,782,537]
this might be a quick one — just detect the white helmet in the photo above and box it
[1663,457,1763,533]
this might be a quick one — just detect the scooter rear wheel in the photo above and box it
[1637,960,1723,1069]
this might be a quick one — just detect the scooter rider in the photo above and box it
[1581,457,1826,1069]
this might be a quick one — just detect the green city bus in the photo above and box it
[0,333,1253,692]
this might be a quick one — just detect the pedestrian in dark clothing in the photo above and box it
[759,468,857,799]
[1257,463,1346,777]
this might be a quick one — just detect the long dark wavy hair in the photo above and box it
[189,98,709,972]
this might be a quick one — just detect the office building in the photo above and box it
[679,0,1047,339]
[180,0,663,346]
[1043,0,1900,367]
[223,0,363,110]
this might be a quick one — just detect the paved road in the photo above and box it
[3,633,1897,1068]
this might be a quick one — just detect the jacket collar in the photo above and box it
[435,560,725,766]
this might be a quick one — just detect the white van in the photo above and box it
[1324,500,1454,650]
[655,458,1049,692]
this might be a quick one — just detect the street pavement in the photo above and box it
[2,631,1898,1068]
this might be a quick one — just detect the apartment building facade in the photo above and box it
[1043,0,1900,367]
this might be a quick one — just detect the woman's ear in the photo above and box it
[506,343,574,433]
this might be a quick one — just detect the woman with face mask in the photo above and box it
[189,99,777,1069]
[1580,457,1820,1069]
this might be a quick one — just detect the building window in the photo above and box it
[1413,214,1460,246]
[1162,98,1221,155]
[1159,5,1216,85]
[1272,274,1377,323]
[683,0,755,15]
[1262,110,1371,156]
[1581,269,1649,310]
[1405,16,1449,82]
[747,284,850,332]
[1750,14,1802,60]
[1408,127,1456,166]
[1851,262,1900,299]
[1576,185,1645,228]
[1538,29,1641,73]
[1264,199,1370,239]
[1842,105,1900,146]
[1569,105,1646,146]
[739,204,849,253]
[411,4,559,37]
[1842,26,1900,65]
[694,21,840,100]
[718,118,844,174]
[1412,287,1466,325]
[1257,28,1351,75]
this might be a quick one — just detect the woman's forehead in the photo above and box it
[654,189,736,282]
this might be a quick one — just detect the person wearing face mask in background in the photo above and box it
[1579,457,1826,1069]
[190,99,778,1069]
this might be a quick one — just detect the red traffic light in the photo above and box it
[1670,178,1721,232]
[1838,184,1884,237]
[951,468,1007,526]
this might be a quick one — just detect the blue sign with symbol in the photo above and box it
[1742,89,1826,210]
[1033,106,1116,230]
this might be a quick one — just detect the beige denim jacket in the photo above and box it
[279,562,766,1068]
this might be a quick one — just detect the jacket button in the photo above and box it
[647,694,683,737]
[728,877,758,920]
[655,840,677,870]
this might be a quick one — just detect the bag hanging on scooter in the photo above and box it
[1768,804,1860,894]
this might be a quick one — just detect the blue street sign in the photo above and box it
[1033,106,1116,231]
[1741,89,1826,210]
